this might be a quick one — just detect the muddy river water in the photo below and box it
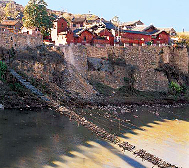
[0,105,188,168]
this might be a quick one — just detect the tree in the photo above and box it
[23,0,55,37]
[4,2,19,19]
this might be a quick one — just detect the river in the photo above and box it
[0,105,188,168]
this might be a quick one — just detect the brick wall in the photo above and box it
[0,31,43,49]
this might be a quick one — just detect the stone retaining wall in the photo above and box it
[0,31,43,49]
[62,45,188,92]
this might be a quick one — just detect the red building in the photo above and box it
[67,29,95,45]
[67,27,114,46]
[151,30,170,44]
[130,25,170,45]
[77,29,95,44]
[51,16,170,46]
[119,28,170,46]
[97,28,114,45]
[0,20,23,32]
[51,17,69,44]
[120,30,151,46]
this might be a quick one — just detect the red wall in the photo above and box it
[67,30,95,45]
[57,18,68,34]
[152,31,170,44]
[93,38,110,45]
[98,29,114,46]
[77,30,95,44]
[120,32,151,45]
[66,31,75,44]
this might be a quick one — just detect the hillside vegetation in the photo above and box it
[177,32,189,47]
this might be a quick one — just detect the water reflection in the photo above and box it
[0,105,188,168]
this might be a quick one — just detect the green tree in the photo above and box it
[23,0,54,37]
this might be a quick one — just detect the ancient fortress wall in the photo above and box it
[62,45,188,92]
[0,31,43,49]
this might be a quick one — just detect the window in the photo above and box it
[73,24,76,27]
[84,36,86,41]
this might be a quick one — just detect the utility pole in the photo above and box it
[112,16,120,43]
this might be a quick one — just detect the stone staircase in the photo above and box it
[9,69,50,102]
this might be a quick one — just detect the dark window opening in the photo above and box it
[73,24,76,27]
[84,36,86,41]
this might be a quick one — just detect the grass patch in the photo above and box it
[89,81,115,96]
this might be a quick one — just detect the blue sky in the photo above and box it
[16,0,189,32]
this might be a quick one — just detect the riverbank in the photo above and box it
[0,78,47,110]
[1,77,188,109]
[69,83,189,108]
[0,45,188,109]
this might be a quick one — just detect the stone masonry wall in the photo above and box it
[163,47,188,74]
[0,31,43,50]
[87,46,169,91]
[63,45,188,92]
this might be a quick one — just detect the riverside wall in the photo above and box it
[0,31,43,49]
[61,45,188,92]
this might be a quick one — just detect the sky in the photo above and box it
[15,0,189,32]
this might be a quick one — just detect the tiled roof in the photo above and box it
[94,28,105,34]
[54,17,68,22]
[73,28,83,37]
[103,21,116,30]
[132,25,158,32]
[158,27,176,33]
[123,30,150,35]
[121,20,144,26]
[150,30,168,35]
[73,28,94,37]
[72,17,86,23]
[148,30,159,35]
[1,20,21,26]
[73,28,83,34]
[0,25,5,28]
[131,26,147,31]
[143,25,157,31]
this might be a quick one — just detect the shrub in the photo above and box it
[169,81,183,95]
[0,61,7,79]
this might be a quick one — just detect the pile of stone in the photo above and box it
[118,142,135,152]
[134,149,178,168]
